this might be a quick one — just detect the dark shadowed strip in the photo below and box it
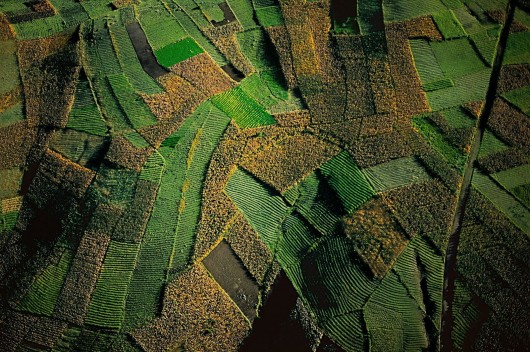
[125,22,168,79]
[211,2,237,27]
[221,63,245,81]
[440,2,515,351]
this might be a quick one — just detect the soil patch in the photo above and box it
[202,240,259,321]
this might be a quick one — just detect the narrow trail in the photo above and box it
[439,2,516,351]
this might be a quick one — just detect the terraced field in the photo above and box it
[0,0,528,351]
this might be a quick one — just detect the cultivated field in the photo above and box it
[0,0,528,351]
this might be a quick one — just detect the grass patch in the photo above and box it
[472,171,530,236]
[154,38,204,68]
[431,38,487,79]
[211,86,276,128]
[412,115,467,169]
[503,31,530,65]
[382,0,446,22]
[478,130,508,158]
[18,249,74,316]
[320,151,375,214]
[85,241,140,330]
[432,10,466,39]
[502,85,530,114]
[225,168,291,247]
[409,39,445,87]
[255,6,284,27]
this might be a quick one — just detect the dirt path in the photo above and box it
[439,2,516,351]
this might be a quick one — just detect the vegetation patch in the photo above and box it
[154,38,204,68]
[211,86,276,128]
[320,151,375,214]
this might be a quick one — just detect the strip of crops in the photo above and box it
[283,172,341,236]
[441,107,476,129]
[362,157,432,192]
[123,130,150,148]
[80,0,112,19]
[432,10,466,40]
[18,249,74,316]
[225,168,291,248]
[491,164,530,190]
[107,73,157,130]
[0,103,25,129]
[51,0,89,27]
[364,269,429,351]
[427,69,491,111]
[95,166,139,204]
[12,14,65,40]
[171,8,227,65]
[211,86,277,128]
[80,21,132,133]
[0,41,20,97]
[85,241,140,330]
[66,77,108,137]
[154,37,203,68]
[227,0,258,30]
[286,236,377,321]
[472,171,530,236]
[239,74,281,109]
[85,20,123,76]
[502,85,530,114]
[275,213,321,269]
[470,28,500,66]
[108,21,164,95]
[364,302,403,350]
[382,0,447,22]
[503,31,530,65]
[168,104,231,272]
[451,280,480,349]
[321,311,366,352]
[412,115,467,170]
[320,151,375,214]
[477,130,508,158]
[171,0,213,30]
[1,210,18,232]
[199,1,225,23]
[138,1,187,51]
[123,103,210,330]
[431,38,487,79]
[237,29,274,71]
[139,150,166,184]
[255,6,284,27]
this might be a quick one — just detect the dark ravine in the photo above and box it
[439,2,516,351]
[239,272,317,352]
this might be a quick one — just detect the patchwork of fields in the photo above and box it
[0,0,529,351]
